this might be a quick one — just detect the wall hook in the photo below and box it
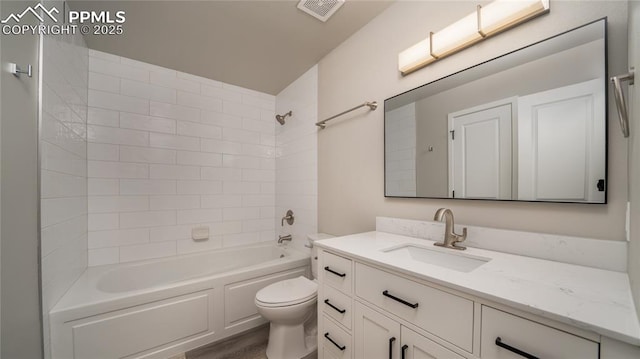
[9,63,32,78]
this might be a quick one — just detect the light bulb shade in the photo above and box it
[398,37,436,75]
[480,0,550,35]
[431,12,482,57]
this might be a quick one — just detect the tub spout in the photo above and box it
[278,234,292,244]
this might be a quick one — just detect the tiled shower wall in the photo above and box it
[275,66,318,249]
[40,0,89,353]
[87,50,276,265]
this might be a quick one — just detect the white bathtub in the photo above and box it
[49,243,310,359]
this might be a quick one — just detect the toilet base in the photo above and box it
[265,321,317,359]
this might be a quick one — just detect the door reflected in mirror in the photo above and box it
[385,18,607,203]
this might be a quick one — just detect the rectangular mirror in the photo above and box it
[385,18,607,203]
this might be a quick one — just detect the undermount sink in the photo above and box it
[381,244,490,272]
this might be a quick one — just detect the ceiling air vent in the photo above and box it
[297,0,345,22]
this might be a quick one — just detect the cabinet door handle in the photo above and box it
[324,299,346,314]
[495,337,539,359]
[401,344,408,359]
[382,290,419,308]
[389,337,396,359]
[324,266,346,277]
[324,332,346,351]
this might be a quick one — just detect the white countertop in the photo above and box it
[314,231,640,346]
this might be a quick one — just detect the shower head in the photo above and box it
[275,111,292,125]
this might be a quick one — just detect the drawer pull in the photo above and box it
[401,344,408,359]
[324,299,346,314]
[382,290,419,309]
[324,266,346,277]
[389,337,396,359]
[495,337,539,359]
[324,332,346,351]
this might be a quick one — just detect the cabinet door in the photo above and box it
[354,301,401,359]
[401,327,465,359]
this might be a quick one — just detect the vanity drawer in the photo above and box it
[355,263,473,352]
[322,251,353,294]
[321,284,352,330]
[322,315,352,359]
[481,306,598,359]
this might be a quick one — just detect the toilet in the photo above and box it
[255,233,334,359]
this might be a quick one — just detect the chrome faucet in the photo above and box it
[433,208,467,250]
[278,234,292,244]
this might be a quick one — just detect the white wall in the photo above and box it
[275,66,319,250]
[318,1,629,241]
[627,0,640,321]
[39,1,89,355]
[86,50,277,265]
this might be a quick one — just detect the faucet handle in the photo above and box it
[459,227,467,241]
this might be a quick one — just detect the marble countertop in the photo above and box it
[314,231,640,346]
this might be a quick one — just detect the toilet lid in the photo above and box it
[256,276,317,307]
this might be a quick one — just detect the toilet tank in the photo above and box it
[307,233,334,279]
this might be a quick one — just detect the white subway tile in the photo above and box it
[89,196,149,213]
[88,213,119,231]
[242,143,275,158]
[149,225,191,242]
[120,57,175,75]
[243,218,275,232]
[120,241,176,263]
[120,211,176,229]
[222,232,260,247]
[223,207,261,221]
[41,141,86,177]
[242,169,275,182]
[88,179,119,195]
[222,128,261,144]
[41,170,86,199]
[242,93,276,111]
[200,167,242,181]
[88,125,149,146]
[260,207,275,219]
[200,195,242,208]
[150,164,200,180]
[223,100,260,120]
[88,107,119,127]
[177,151,222,167]
[150,195,200,210]
[150,71,200,93]
[223,181,261,194]
[177,180,222,195]
[177,121,222,139]
[150,101,199,122]
[150,133,200,151]
[121,79,177,103]
[200,139,242,154]
[41,215,87,258]
[260,182,276,194]
[200,111,243,129]
[201,84,242,102]
[243,118,275,134]
[119,146,176,164]
[177,71,222,87]
[88,160,149,179]
[176,237,223,254]
[88,143,119,161]
[89,89,149,115]
[223,154,261,169]
[120,179,176,195]
[41,197,86,228]
[120,113,176,134]
[88,247,119,266]
[177,208,222,224]
[242,195,275,207]
[90,57,149,82]
[89,72,119,93]
[88,228,149,249]
[177,91,223,112]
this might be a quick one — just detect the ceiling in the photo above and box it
[69,0,394,95]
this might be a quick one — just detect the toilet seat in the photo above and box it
[256,276,317,307]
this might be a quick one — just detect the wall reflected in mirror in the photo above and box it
[385,18,607,203]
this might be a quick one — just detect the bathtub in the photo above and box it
[49,243,310,359]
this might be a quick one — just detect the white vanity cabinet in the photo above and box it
[317,248,602,359]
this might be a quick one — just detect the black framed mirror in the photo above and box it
[384,18,607,203]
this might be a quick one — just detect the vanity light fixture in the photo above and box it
[398,0,550,75]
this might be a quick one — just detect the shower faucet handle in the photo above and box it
[281,210,294,226]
